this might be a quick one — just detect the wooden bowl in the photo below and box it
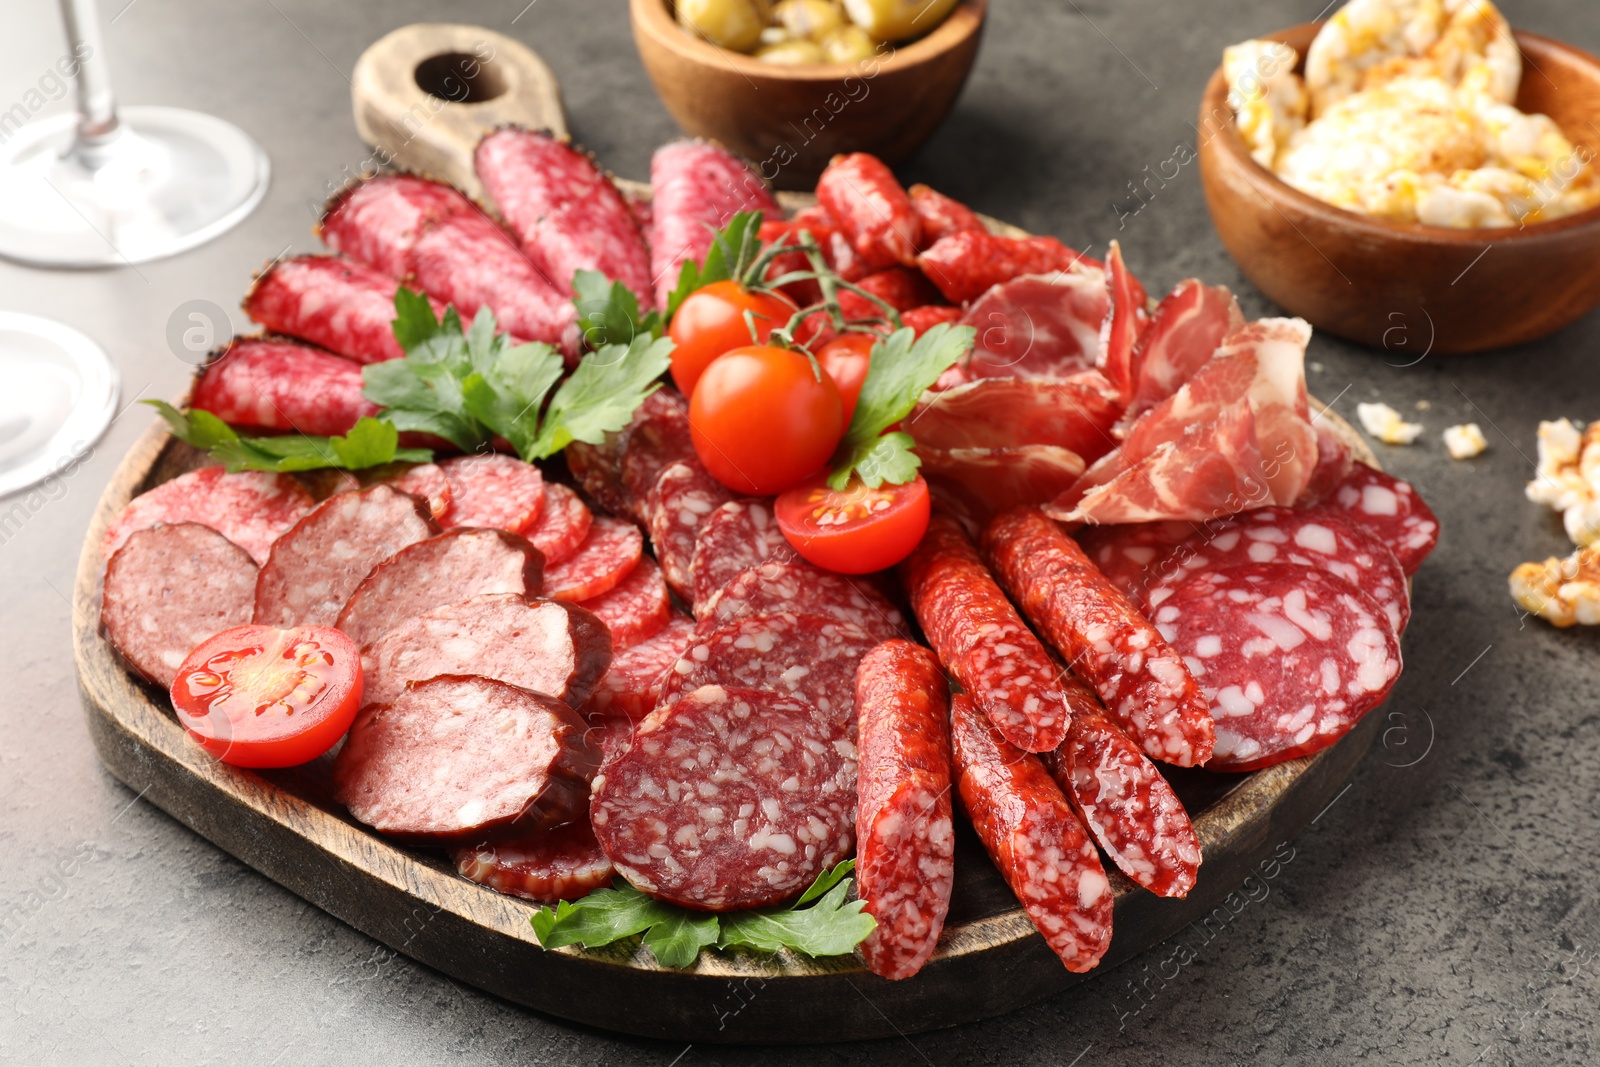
[630,0,986,189]
[1198,23,1600,355]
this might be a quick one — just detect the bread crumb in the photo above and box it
[1443,423,1487,459]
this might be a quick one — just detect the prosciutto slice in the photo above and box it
[1121,280,1244,426]
[1052,318,1319,525]
[907,372,1122,464]
[1095,241,1149,401]
[922,444,1087,530]
[960,272,1106,381]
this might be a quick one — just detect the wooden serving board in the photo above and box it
[74,25,1391,1042]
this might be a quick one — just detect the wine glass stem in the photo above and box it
[59,0,120,150]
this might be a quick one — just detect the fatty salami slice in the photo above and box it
[982,507,1215,767]
[621,389,696,519]
[646,461,736,602]
[855,642,955,981]
[586,613,695,720]
[950,695,1113,973]
[474,128,654,306]
[244,254,434,365]
[1073,520,1201,609]
[699,559,908,643]
[1150,562,1402,772]
[1044,712,1201,898]
[578,554,672,650]
[361,592,612,710]
[102,466,314,566]
[649,140,780,308]
[545,516,644,602]
[437,454,546,534]
[254,486,439,627]
[1312,462,1439,576]
[190,338,377,437]
[899,515,1083,753]
[453,820,615,903]
[377,462,453,521]
[335,529,544,650]
[1145,506,1411,636]
[590,684,857,911]
[658,612,880,732]
[101,523,258,687]
[688,499,797,615]
[565,432,631,520]
[525,482,591,565]
[319,173,475,280]
[334,674,598,843]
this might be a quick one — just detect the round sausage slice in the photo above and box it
[452,820,615,903]
[334,675,598,843]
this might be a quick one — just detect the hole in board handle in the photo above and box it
[414,52,508,104]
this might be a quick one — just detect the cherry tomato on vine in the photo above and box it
[775,473,931,574]
[668,280,798,395]
[689,345,845,496]
[815,333,875,424]
[170,624,362,768]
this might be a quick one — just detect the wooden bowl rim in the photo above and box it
[630,0,987,81]
[1199,22,1600,244]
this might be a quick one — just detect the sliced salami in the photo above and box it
[437,454,546,534]
[1072,519,1202,608]
[585,613,696,720]
[620,388,696,519]
[699,559,907,643]
[525,482,592,565]
[908,183,985,247]
[334,675,598,844]
[855,641,955,981]
[688,498,797,614]
[334,529,544,650]
[1144,506,1411,636]
[244,254,434,365]
[982,507,1215,767]
[319,174,475,280]
[815,153,920,269]
[376,462,453,521]
[254,486,439,627]
[453,820,615,903]
[899,515,1084,753]
[1151,562,1402,772]
[590,684,857,911]
[646,461,737,602]
[101,523,258,688]
[1044,712,1201,898]
[1312,461,1439,576]
[658,612,880,732]
[565,432,632,520]
[649,140,780,308]
[950,694,1113,973]
[190,338,377,437]
[361,592,611,710]
[545,516,644,602]
[102,466,314,566]
[578,555,672,650]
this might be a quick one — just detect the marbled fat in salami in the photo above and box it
[101,523,258,688]
[453,820,615,903]
[1312,462,1439,576]
[524,482,592,565]
[544,516,644,602]
[1151,562,1402,771]
[101,466,314,566]
[646,461,736,602]
[699,559,907,644]
[437,454,546,534]
[1072,519,1201,609]
[244,255,436,365]
[590,684,857,911]
[688,498,797,615]
[190,339,377,438]
[585,613,696,720]
[649,140,779,307]
[319,174,475,280]
[577,554,672,650]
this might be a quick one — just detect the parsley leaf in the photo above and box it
[530,882,675,951]
[573,269,661,348]
[664,210,764,322]
[534,335,673,455]
[719,863,876,958]
[827,323,974,489]
[145,401,429,473]
[641,911,722,970]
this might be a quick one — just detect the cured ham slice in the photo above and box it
[1054,318,1319,525]
[960,273,1106,381]
[1122,280,1243,425]
[908,373,1121,464]
[1095,241,1149,400]
[922,444,1087,529]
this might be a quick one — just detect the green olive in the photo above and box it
[772,0,844,42]
[839,0,958,43]
[818,23,879,63]
[677,0,768,52]
[755,38,827,64]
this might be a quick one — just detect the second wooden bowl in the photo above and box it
[630,0,986,189]
[1198,23,1600,355]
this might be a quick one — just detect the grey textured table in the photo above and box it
[3,1,1597,1063]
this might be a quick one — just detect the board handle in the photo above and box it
[352,23,567,201]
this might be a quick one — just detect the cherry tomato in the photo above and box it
[775,473,931,574]
[690,345,845,495]
[816,333,874,424]
[170,624,362,768]
[668,280,798,396]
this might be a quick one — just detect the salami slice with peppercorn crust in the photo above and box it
[1044,712,1201,898]
[950,694,1114,973]
[854,641,955,981]
[899,515,1084,753]
[101,466,314,566]
[589,684,857,912]
[334,674,599,845]
[981,506,1215,767]
[452,820,615,904]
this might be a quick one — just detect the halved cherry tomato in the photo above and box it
[816,333,874,424]
[690,344,845,495]
[170,624,362,768]
[668,279,798,395]
[775,472,931,574]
